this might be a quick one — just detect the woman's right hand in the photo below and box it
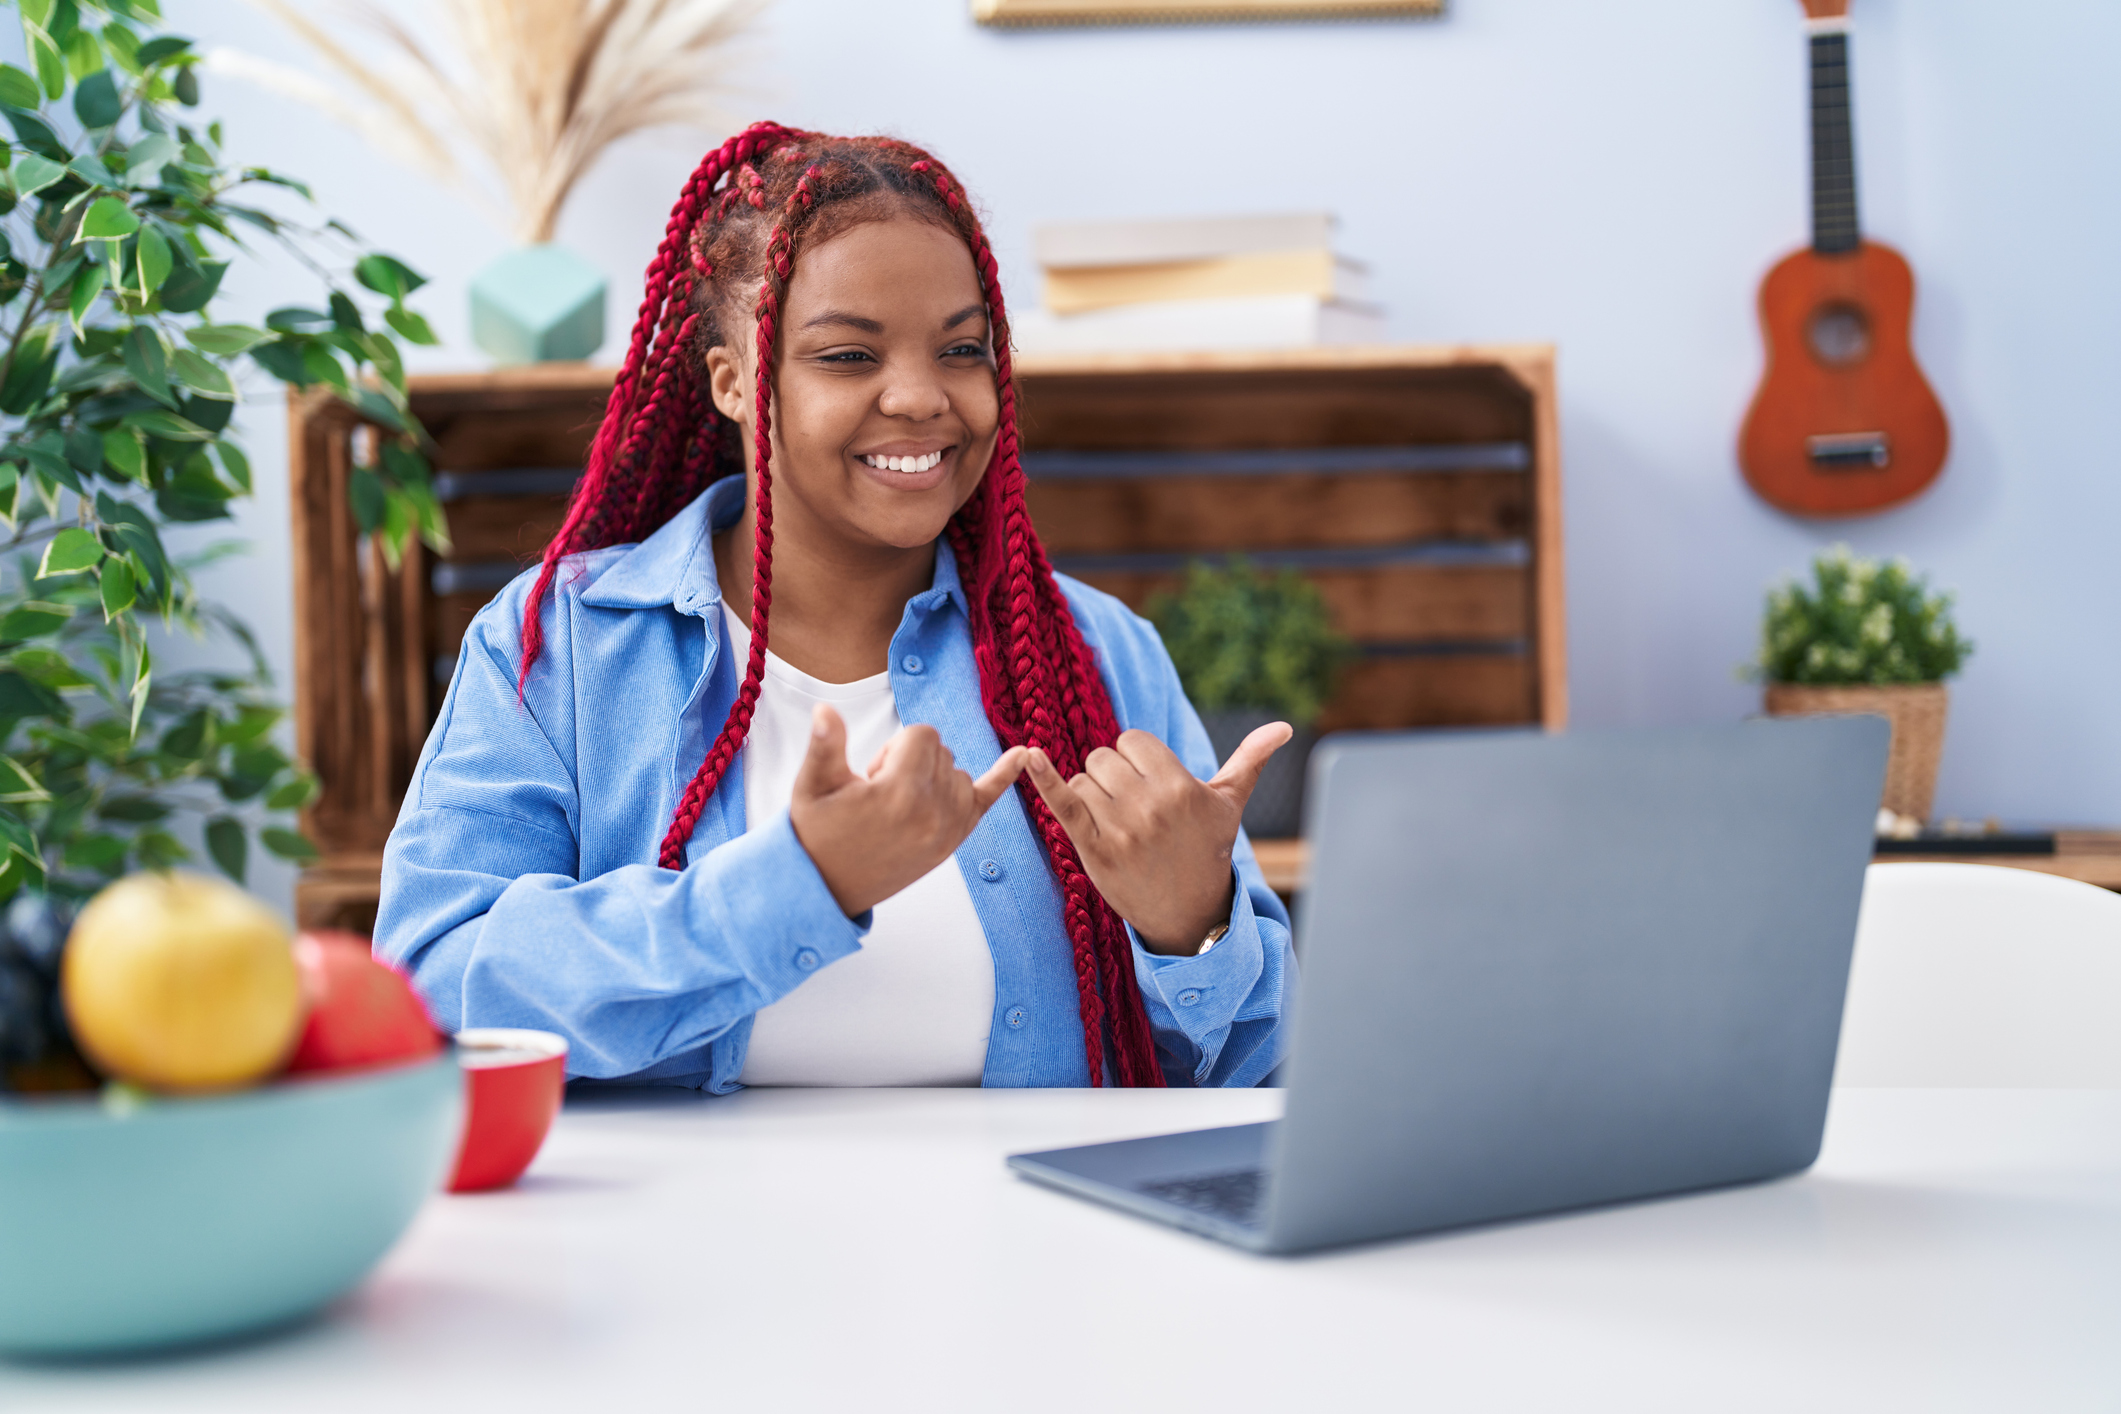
[790,704,1028,917]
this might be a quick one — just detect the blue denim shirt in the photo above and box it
[376,475,1293,1090]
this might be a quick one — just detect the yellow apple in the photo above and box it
[62,872,304,1092]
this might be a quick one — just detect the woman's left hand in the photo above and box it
[1023,724,1292,956]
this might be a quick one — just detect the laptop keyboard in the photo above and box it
[1139,1168,1267,1226]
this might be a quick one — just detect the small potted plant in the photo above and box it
[1748,546,1972,828]
[1149,559,1352,839]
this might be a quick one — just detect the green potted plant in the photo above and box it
[1149,557,1352,839]
[1748,545,1972,828]
[0,0,441,1092]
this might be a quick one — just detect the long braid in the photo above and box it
[523,128,1166,1086]
[520,122,800,691]
[655,164,822,868]
[910,159,1160,1088]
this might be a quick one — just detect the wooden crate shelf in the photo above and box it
[289,345,1566,929]
[1013,345,1566,736]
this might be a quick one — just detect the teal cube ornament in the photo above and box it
[469,243,607,365]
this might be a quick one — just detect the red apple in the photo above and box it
[285,931,443,1074]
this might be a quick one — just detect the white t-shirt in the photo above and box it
[724,606,996,1086]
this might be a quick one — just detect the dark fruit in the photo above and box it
[1,893,95,1094]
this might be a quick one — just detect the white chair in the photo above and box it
[1834,862,2121,1087]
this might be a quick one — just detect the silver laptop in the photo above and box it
[1008,717,1889,1254]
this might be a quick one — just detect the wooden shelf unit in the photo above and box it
[1013,345,1565,733]
[289,345,1566,929]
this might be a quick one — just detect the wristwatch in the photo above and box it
[1196,923,1230,956]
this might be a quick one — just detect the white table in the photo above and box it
[6,1088,2119,1413]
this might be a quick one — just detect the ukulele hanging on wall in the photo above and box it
[1739,0,1949,517]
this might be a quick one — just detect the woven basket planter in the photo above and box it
[1763,682,1949,822]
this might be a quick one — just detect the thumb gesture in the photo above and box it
[793,703,859,803]
[1206,721,1295,816]
[1022,722,1295,956]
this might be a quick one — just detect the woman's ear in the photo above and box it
[706,343,750,426]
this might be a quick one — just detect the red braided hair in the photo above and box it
[519,125,1164,1088]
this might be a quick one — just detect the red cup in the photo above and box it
[448,1028,568,1193]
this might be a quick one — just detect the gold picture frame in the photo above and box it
[973,0,1443,26]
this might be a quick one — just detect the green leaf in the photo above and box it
[101,427,144,480]
[136,224,172,293]
[120,132,179,187]
[65,425,103,474]
[160,708,213,759]
[379,439,430,488]
[265,306,332,333]
[158,258,226,313]
[0,65,39,109]
[205,815,246,883]
[133,831,187,871]
[10,152,64,198]
[169,346,233,399]
[0,756,49,805]
[224,704,281,744]
[98,795,170,823]
[348,465,386,532]
[123,407,209,441]
[216,441,251,492]
[18,0,54,30]
[0,670,66,720]
[69,153,117,189]
[178,392,232,434]
[63,27,106,83]
[121,325,172,405]
[65,833,129,876]
[0,602,70,640]
[39,526,105,577]
[79,195,140,240]
[383,306,438,346]
[300,342,347,391]
[261,828,319,864]
[67,258,105,333]
[364,330,406,392]
[171,64,197,107]
[73,68,121,128]
[185,322,267,355]
[248,338,310,386]
[128,638,151,737]
[135,36,191,67]
[3,107,67,159]
[328,290,365,333]
[28,27,67,101]
[349,386,409,434]
[0,324,61,414]
[265,776,318,811]
[99,555,136,618]
[21,435,81,493]
[102,21,142,74]
[353,253,426,300]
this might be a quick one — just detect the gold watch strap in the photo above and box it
[1198,922,1231,956]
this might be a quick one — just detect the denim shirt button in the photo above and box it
[900,654,924,675]
[978,858,1003,882]
[1005,1006,1028,1028]
[794,948,822,972]
[1177,989,1202,1007]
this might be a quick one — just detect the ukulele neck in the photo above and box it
[1809,16,1861,254]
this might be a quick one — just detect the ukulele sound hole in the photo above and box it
[1807,303,1871,365]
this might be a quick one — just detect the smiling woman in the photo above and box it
[373,125,1296,1091]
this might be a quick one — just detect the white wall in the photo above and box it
[159,0,2120,915]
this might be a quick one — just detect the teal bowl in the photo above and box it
[0,1052,462,1356]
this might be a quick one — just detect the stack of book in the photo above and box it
[1010,212,1387,355]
